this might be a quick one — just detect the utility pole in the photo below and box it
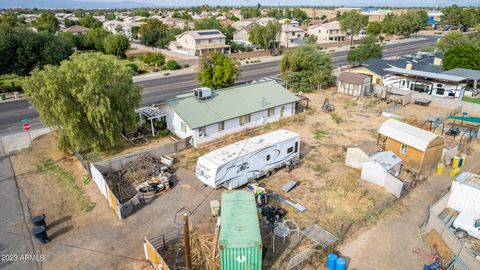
[183,213,192,270]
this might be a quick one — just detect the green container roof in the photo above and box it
[220,191,261,248]
[167,81,300,129]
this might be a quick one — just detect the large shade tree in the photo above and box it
[443,45,480,71]
[281,45,333,92]
[339,10,368,46]
[347,36,383,65]
[196,52,240,89]
[23,53,142,152]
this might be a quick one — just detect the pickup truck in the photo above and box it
[452,212,480,239]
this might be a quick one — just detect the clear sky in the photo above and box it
[79,0,480,7]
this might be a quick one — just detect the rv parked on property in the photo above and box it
[196,129,300,189]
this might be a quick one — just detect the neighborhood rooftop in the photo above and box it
[179,29,225,39]
[166,81,300,129]
[384,67,468,83]
[378,118,442,151]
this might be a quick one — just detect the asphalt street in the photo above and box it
[0,36,438,136]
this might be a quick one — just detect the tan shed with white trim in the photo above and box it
[378,119,445,173]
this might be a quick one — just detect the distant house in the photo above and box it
[307,21,345,42]
[158,81,300,147]
[256,17,276,26]
[231,19,257,30]
[279,19,300,27]
[337,72,372,96]
[62,25,89,34]
[168,29,231,56]
[233,27,252,46]
[280,25,305,48]
[378,119,445,173]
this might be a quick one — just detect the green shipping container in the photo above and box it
[220,191,262,270]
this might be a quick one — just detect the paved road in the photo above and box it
[0,37,438,136]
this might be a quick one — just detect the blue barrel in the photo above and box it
[336,257,346,270]
[327,253,337,270]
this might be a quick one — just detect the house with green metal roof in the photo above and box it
[158,81,300,147]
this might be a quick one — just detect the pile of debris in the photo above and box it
[106,154,175,200]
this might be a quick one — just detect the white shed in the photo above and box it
[361,151,404,197]
[447,172,480,216]
[345,141,378,169]
[337,72,372,96]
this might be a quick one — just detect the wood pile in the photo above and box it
[190,231,219,270]
[107,154,163,188]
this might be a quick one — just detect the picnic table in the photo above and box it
[414,98,432,106]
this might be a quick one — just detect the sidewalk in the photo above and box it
[0,143,40,270]
[2,128,51,154]
[340,150,480,269]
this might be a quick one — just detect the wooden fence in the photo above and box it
[143,230,182,270]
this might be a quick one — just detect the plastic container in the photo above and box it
[436,163,445,176]
[32,225,48,244]
[32,214,46,227]
[336,257,346,270]
[452,156,461,168]
[210,200,220,217]
[449,168,461,177]
[327,253,338,270]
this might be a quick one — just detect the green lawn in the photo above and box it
[463,96,480,104]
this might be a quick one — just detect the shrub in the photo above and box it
[125,63,138,72]
[166,60,179,70]
[143,52,165,66]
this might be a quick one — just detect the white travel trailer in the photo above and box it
[196,129,300,189]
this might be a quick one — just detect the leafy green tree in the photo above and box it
[366,21,382,37]
[64,18,80,27]
[105,13,115,21]
[292,8,308,21]
[103,34,130,57]
[59,32,92,50]
[143,52,165,66]
[194,17,222,30]
[23,53,142,152]
[441,5,464,30]
[339,10,368,46]
[240,7,260,19]
[196,52,240,89]
[0,24,74,76]
[280,45,333,92]
[165,60,179,70]
[129,8,150,17]
[139,18,168,46]
[381,13,397,35]
[248,21,281,50]
[267,8,283,19]
[437,31,471,51]
[0,12,24,27]
[80,15,102,29]
[443,45,480,71]
[87,28,110,51]
[34,13,59,34]
[347,36,383,65]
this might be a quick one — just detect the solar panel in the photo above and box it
[198,31,221,36]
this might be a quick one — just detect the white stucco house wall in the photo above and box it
[307,21,346,42]
[361,151,404,197]
[157,81,300,147]
[168,29,231,56]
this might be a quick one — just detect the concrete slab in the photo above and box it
[2,128,51,154]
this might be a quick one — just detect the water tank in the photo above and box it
[32,225,49,244]
[336,257,346,270]
[32,214,46,227]
[327,253,338,270]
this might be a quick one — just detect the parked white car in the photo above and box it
[452,212,480,239]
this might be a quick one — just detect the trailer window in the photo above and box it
[287,146,294,154]
[294,142,298,153]
[239,114,251,125]
[267,108,275,117]
[218,121,225,131]
[266,154,270,161]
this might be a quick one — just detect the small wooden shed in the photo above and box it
[378,119,445,173]
[337,72,372,97]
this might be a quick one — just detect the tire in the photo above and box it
[455,229,468,239]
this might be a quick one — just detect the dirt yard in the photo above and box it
[10,133,220,270]
[10,87,471,270]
